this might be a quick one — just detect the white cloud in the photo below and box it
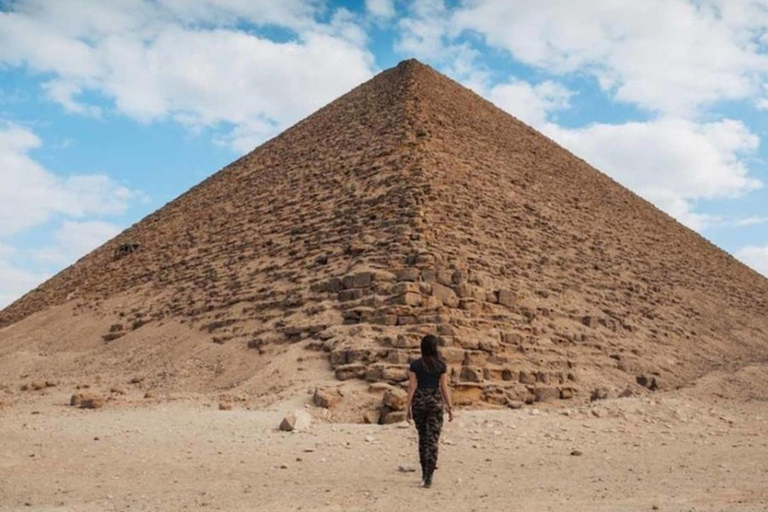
[32,220,122,266]
[0,259,49,309]
[396,0,483,83]
[366,0,396,20]
[735,245,768,277]
[452,0,768,115]
[732,216,768,227]
[0,122,135,236]
[0,123,132,306]
[0,0,376,152]
[541,118,762,231]
[488,79,573,127]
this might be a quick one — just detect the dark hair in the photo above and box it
[420,334,444,374]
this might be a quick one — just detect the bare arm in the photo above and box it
[439,373,454,421]
[405,371,417,423]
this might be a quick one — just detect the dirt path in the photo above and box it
[1,388,767,512]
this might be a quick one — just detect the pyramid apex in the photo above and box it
[396,58,429,71]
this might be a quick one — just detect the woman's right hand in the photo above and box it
[447,408,454,422]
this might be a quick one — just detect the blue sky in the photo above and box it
[1,0,767,307]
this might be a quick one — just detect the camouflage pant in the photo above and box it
[412,388,444,476]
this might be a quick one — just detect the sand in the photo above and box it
[2,364,767,512]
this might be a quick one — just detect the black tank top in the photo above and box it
[409,358,446,389]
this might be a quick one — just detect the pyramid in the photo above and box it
[2,60,767,406]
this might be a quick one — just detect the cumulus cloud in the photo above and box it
[452,0,768,116]
[0,123,136,306]
[366,0,396,20]
[735,245,768,277]
[0,0,376,152]
[32,220,122,266]
[488,79,573,128]
[542,118,762,231]
[0,122,135,236]
[396,0,484,83]
[0,259,49,309]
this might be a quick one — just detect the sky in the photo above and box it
[0,0,767,308]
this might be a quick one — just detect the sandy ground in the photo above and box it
[2,374,767,512]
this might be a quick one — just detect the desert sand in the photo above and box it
[2,363,767,512]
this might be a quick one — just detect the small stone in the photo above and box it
[570,450,583,456]
[70,392,104,409]
[279,410,312,432]
[398,465,417,473]
[363,410,381,424]
[218,401,233,411]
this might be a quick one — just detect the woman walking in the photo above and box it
[406,334,454,488]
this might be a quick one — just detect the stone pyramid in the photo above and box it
[2,60,767,406]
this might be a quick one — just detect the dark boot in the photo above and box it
[423,465,434,488]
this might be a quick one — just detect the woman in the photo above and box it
[406,334,454,488]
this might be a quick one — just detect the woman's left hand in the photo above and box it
[406,407,412,424]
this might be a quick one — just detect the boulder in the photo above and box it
[313,388,341,408]
[382,389,408,411]
[381,410,407,424]
[279,410,312,432]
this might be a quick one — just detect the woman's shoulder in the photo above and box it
[409,358,422,372]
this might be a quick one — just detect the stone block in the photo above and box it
[432,283,459,308]
[396,268,421,282]
[498,290,517,308]
[335,363,366,381]
[460,366,483,383]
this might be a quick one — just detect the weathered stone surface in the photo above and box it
[338,289,364,302]
[381,410,407,424]
[396,268,420,282]
[460,366,483,383]
[381,365,408,382]
[313,388,341,408]
[342,272,374,289]
[431,283,459,308]
[279,410,312,432]
[335,363,366,381]
[363,410,381,424]
[393,292,422,307]
[382,389,407,411]
[533,386,560,402]
[636,374,659,390]
[497,290,517,307]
